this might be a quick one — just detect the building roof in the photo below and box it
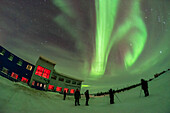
[53,70,84,82]
[39,56,56,66]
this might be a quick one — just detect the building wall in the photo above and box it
[29,56,55,90]
[48,72,82,94]
[29,57,83,94]
[0,46,35,83]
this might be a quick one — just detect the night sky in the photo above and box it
[0,0,169,91]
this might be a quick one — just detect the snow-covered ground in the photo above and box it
[0,71,170,113]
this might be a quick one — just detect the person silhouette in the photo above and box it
[109,89,114,104]
[63,90,66,100]
[141,79,149,97]
[85,90,90,106]
[74,89,81,106]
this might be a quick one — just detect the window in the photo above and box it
[59,77,64,82]
[17,60,23,66]
[42,68,51,79]
[72,81,76,84]
[70,89,75,94]
[8,54,14,61]
[66,79,71,83]
[35,65,51,79]
[35,65,44,76]
[40,84,42,87]
[37,83,39,86]
[0,49,5,55]
[77,82,81,85]
[32,81,35,86]
[26,64,32,71]
[51,75,56,80]
[48,85,54,90]
[64,88,69,93]
[1,67,8,75]
[56,87,62,92]
[11,72,18,79]
[44,84,46,89]
[21,77,28,83]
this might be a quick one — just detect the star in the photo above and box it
[160,51,162,54]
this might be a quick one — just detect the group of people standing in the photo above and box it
[63,79,149,106]
[63,89,90,106]
[74,89,90,106]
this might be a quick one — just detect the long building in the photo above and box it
[0,45,83,94]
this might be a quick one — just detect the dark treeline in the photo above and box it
[93,69,170,96]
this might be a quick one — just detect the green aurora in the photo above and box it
[91,0,147,78]
[51,0,169,81]
[52,0,148,79]
[90,0,119,77]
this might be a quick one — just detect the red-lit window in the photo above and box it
[64,88,69,93]
[32,81,35,86]
[37,83,39,86]
[35,65,44,76]
[42,68,51,79]
[21,77,28,83]
[56,87,62,92]
[11,72,18,79]
[48,85,54,90]
[70,89,75,94]
[35,65,51,79]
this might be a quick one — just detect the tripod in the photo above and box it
[115,94,121,102]
[139,89,142,97]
